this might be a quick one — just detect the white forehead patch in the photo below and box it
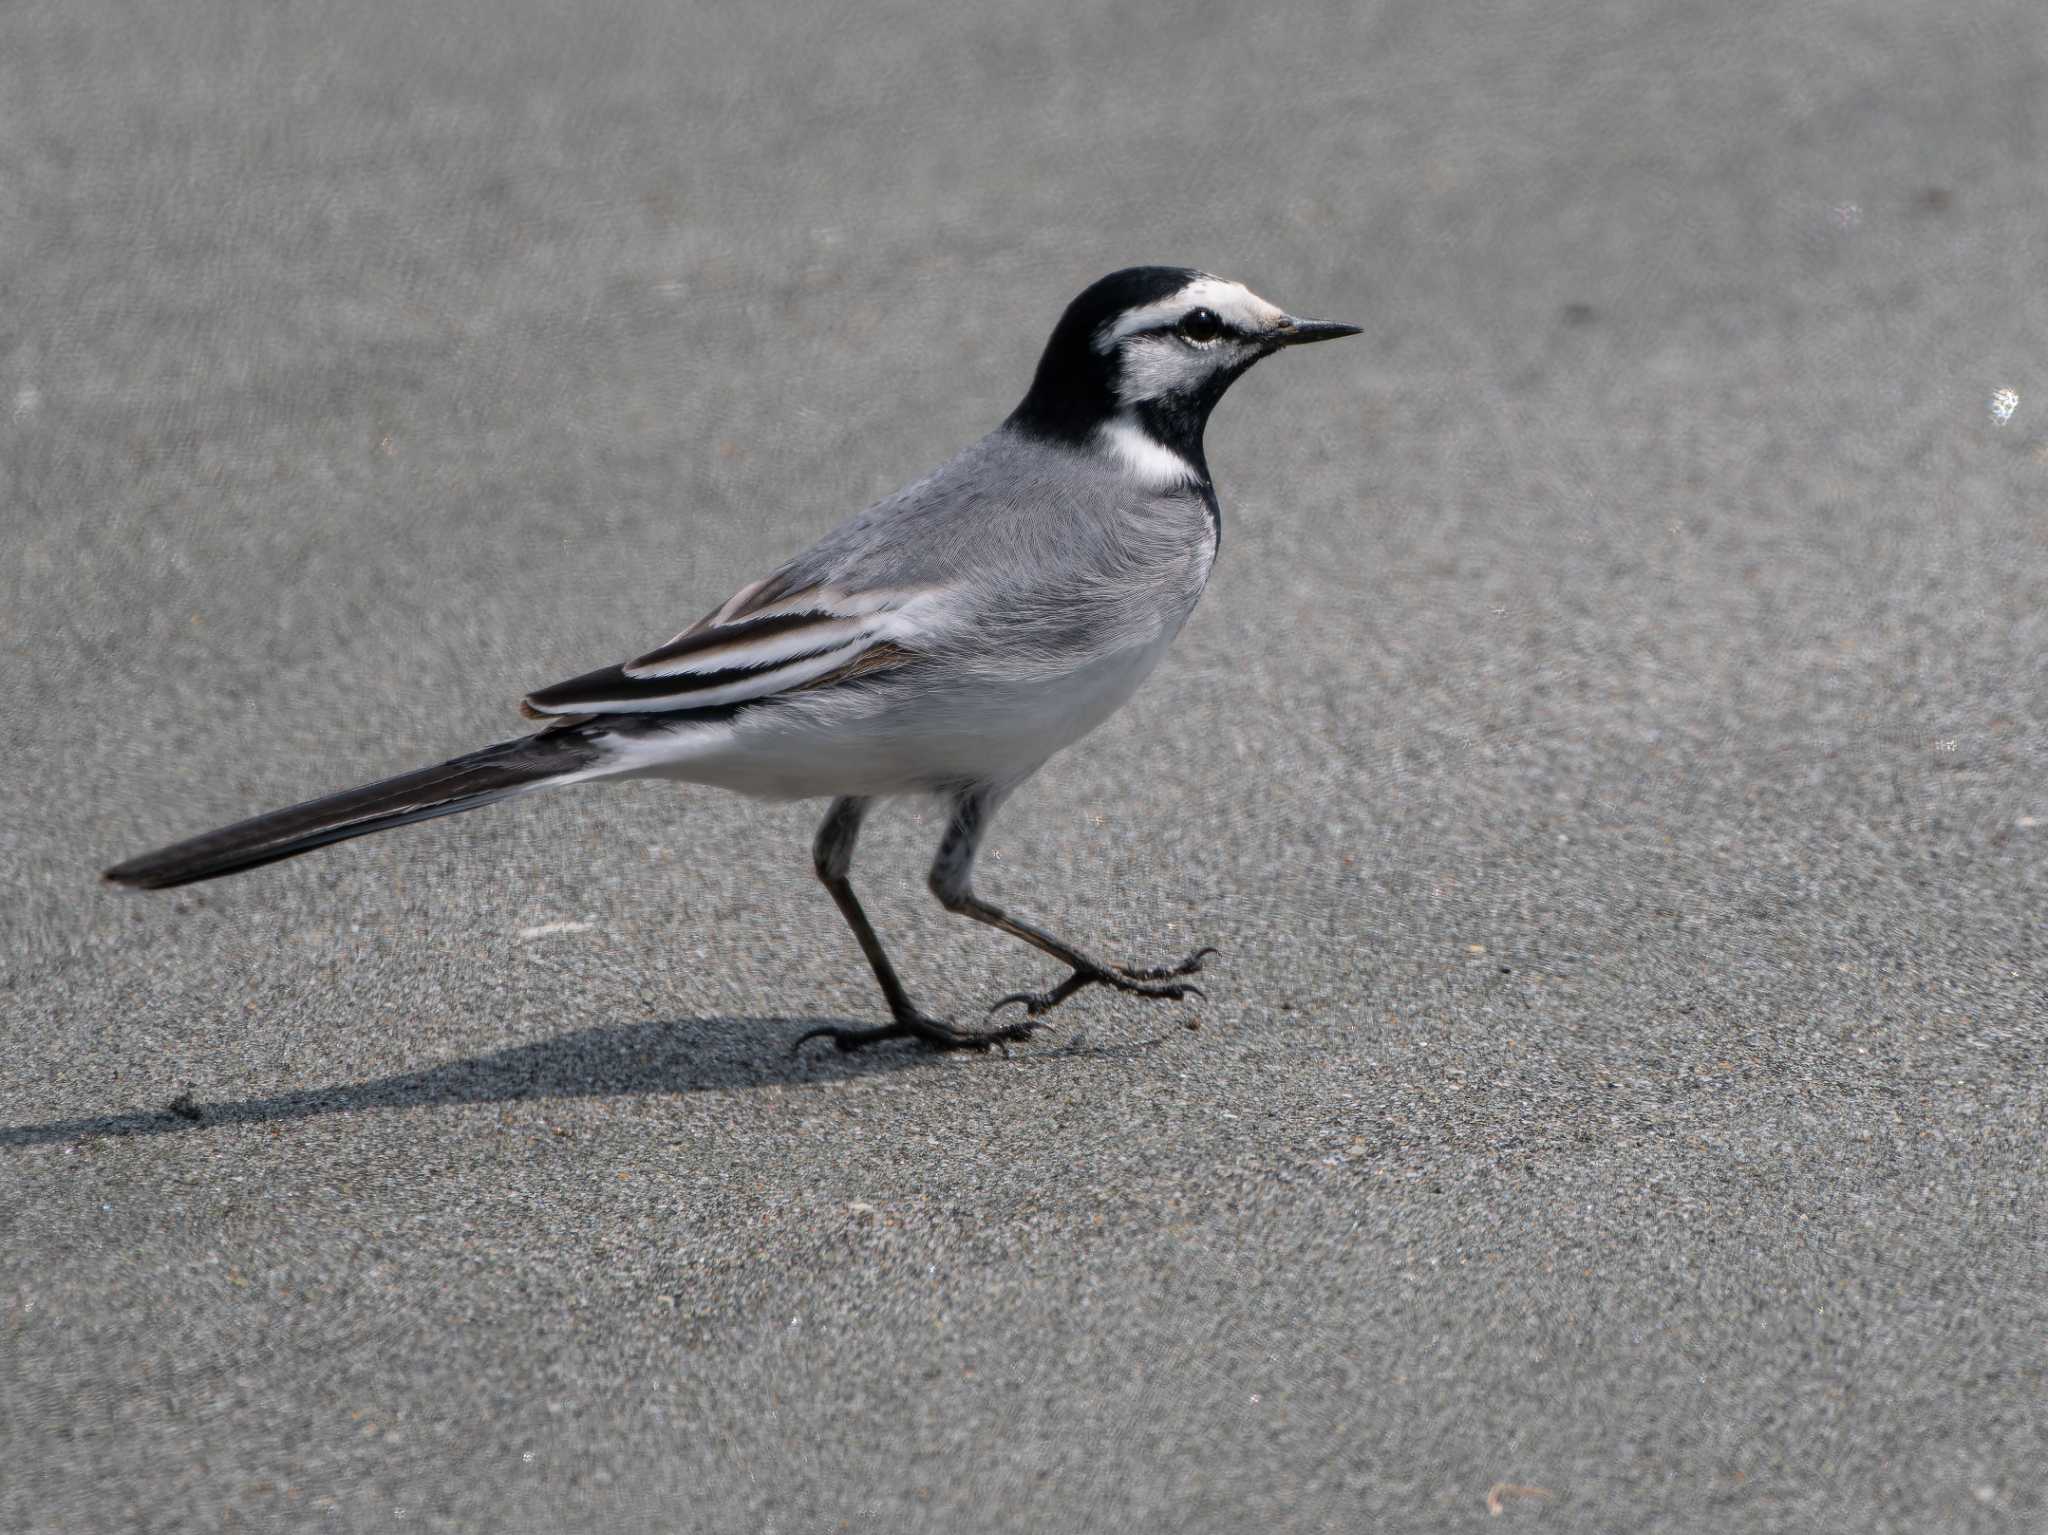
[1095,274,1287,350]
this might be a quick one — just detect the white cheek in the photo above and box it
[1113,336,1254,406]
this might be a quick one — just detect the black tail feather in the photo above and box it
[103,731,601,891]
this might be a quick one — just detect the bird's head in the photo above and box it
[1007,266,1359,485]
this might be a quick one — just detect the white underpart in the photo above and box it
[555,529,1206,801]
[579,618,1191,803]
[1095,274,1286,347]
[1095,416,1199,488]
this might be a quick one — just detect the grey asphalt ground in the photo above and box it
[4,1,2044,1529]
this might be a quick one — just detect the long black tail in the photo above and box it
[103,730,604,891]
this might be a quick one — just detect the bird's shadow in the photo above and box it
[0,1015,1164,1149]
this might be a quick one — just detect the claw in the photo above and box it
[802,941,1215,1053]
[794,1012,1038,1055]
[792,1021,871,1056]
[987,961,1208,1022]
[988,989,1062,1020]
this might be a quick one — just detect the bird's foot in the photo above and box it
[1113,945,1219,984]
[989,946,1216,1021]
[793,1009,1041,1056]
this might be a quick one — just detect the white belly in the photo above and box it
[593,620,1182,802]
[599,516,1216,802]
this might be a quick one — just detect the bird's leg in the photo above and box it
[794,796,1038,1054]
[928,789,1215,1023]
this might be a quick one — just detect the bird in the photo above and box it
[104,266,1360,1053]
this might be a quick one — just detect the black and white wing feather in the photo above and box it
[521,577,926,719]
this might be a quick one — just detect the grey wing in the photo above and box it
[520,437,1013,721]
[519,427,1186,721]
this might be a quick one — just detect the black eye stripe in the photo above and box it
[1133,309,1244,344]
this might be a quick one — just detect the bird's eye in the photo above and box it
[1177,307,1223,344]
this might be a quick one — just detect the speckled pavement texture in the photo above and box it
[3,1,2043,1530]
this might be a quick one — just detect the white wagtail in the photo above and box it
[106,267,1359,1052]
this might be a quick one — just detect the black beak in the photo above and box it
[1271,316,1363,348]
